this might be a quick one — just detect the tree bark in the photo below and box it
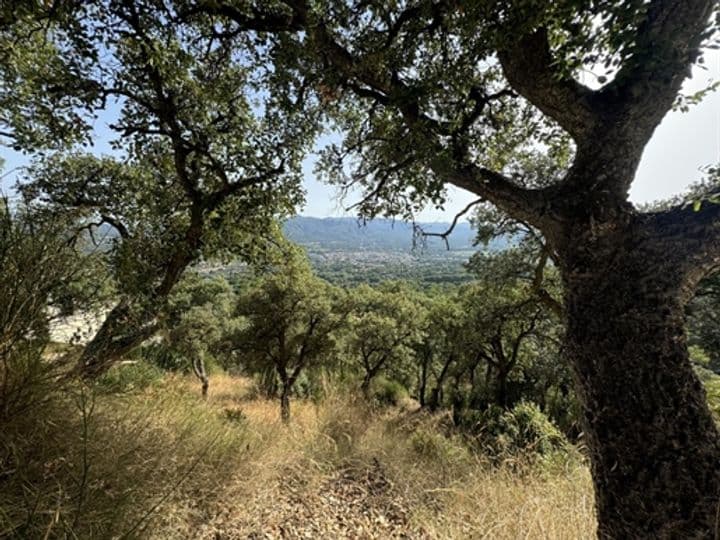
[360,371,372,397]
[77,208,203,378]
[418,354,429,407]
[192,353,209,400]
[75,301,158,378]
[280,386,291,424]
[494,368,509,410]
[561,224,720,539]
[427,355,455,411]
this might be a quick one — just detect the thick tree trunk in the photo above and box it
[494,368,509,409]
[76,301,158,378]
[427,386,442,411]
[77,217,201,378]
[562,231,720,539]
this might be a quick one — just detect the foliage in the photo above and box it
[370,376,409,407]
[96,361,164,394]
[234,250,347,420]
[472,402,569,458]
[161,273,240,371]
[0,200,105,419]
[8,1,320,374]
[345,281,425,392]
[688,272,720,373]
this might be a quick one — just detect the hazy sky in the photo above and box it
[2,51,718,223]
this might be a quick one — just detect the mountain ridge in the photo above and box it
[283,215,492,252]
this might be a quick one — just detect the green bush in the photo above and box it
[478,402,568,457]
[409,428,470,469]
[140,342,184,371]
[96,361,164,393]
[371,376,408,406]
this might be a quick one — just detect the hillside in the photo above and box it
[283,216,485,252]
[278,216,502,284]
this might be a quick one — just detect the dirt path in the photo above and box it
[197,459,431,539]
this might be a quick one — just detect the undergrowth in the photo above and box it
[1,373,596,539]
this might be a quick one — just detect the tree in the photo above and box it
[415,291,468,411]
[464,245,563,411]
[345,282,424,396]
[8,2,317,376]
[461,282,547,410]
[235,253,345,422]
[160,274,238,398]
[201,1,720,535]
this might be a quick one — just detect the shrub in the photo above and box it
[96,361,164,393]
[477,402,568,457]
[409,428,470,469]
[141,342,184,371]
[317,393,372,458]
[371,376,409,406]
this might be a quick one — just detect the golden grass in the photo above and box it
[163,375,597,539]
[1,372,596,539]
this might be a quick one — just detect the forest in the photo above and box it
[1,1,720,539]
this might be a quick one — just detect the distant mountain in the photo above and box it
[283,216,502,252]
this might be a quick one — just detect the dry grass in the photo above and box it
[164,375,597,539]
[1,372,596,539]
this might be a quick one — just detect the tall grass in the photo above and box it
[1,373,252,539]
[2,372,596,539]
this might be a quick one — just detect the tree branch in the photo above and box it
[414,197,483,250]
[601,0,715,128]
[531,244,563,317]
[180,1,302,32]
[280,1,554,230]
[497,27,598,141]
[646,201,720,284]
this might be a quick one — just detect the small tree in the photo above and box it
[414,293,467,411]
[461,282,546,410]
[235,254,345,422]
[160,274,238,398]
[345,282,424,396]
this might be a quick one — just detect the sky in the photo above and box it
[302,49,720,221]
[2,51,718,223]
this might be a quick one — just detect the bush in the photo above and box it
[141,342,184,371]
[371,376,408,406]
[96,361,164,393]
[477,402,569,457]
[317,393,372,458]
[409,428,470,469]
